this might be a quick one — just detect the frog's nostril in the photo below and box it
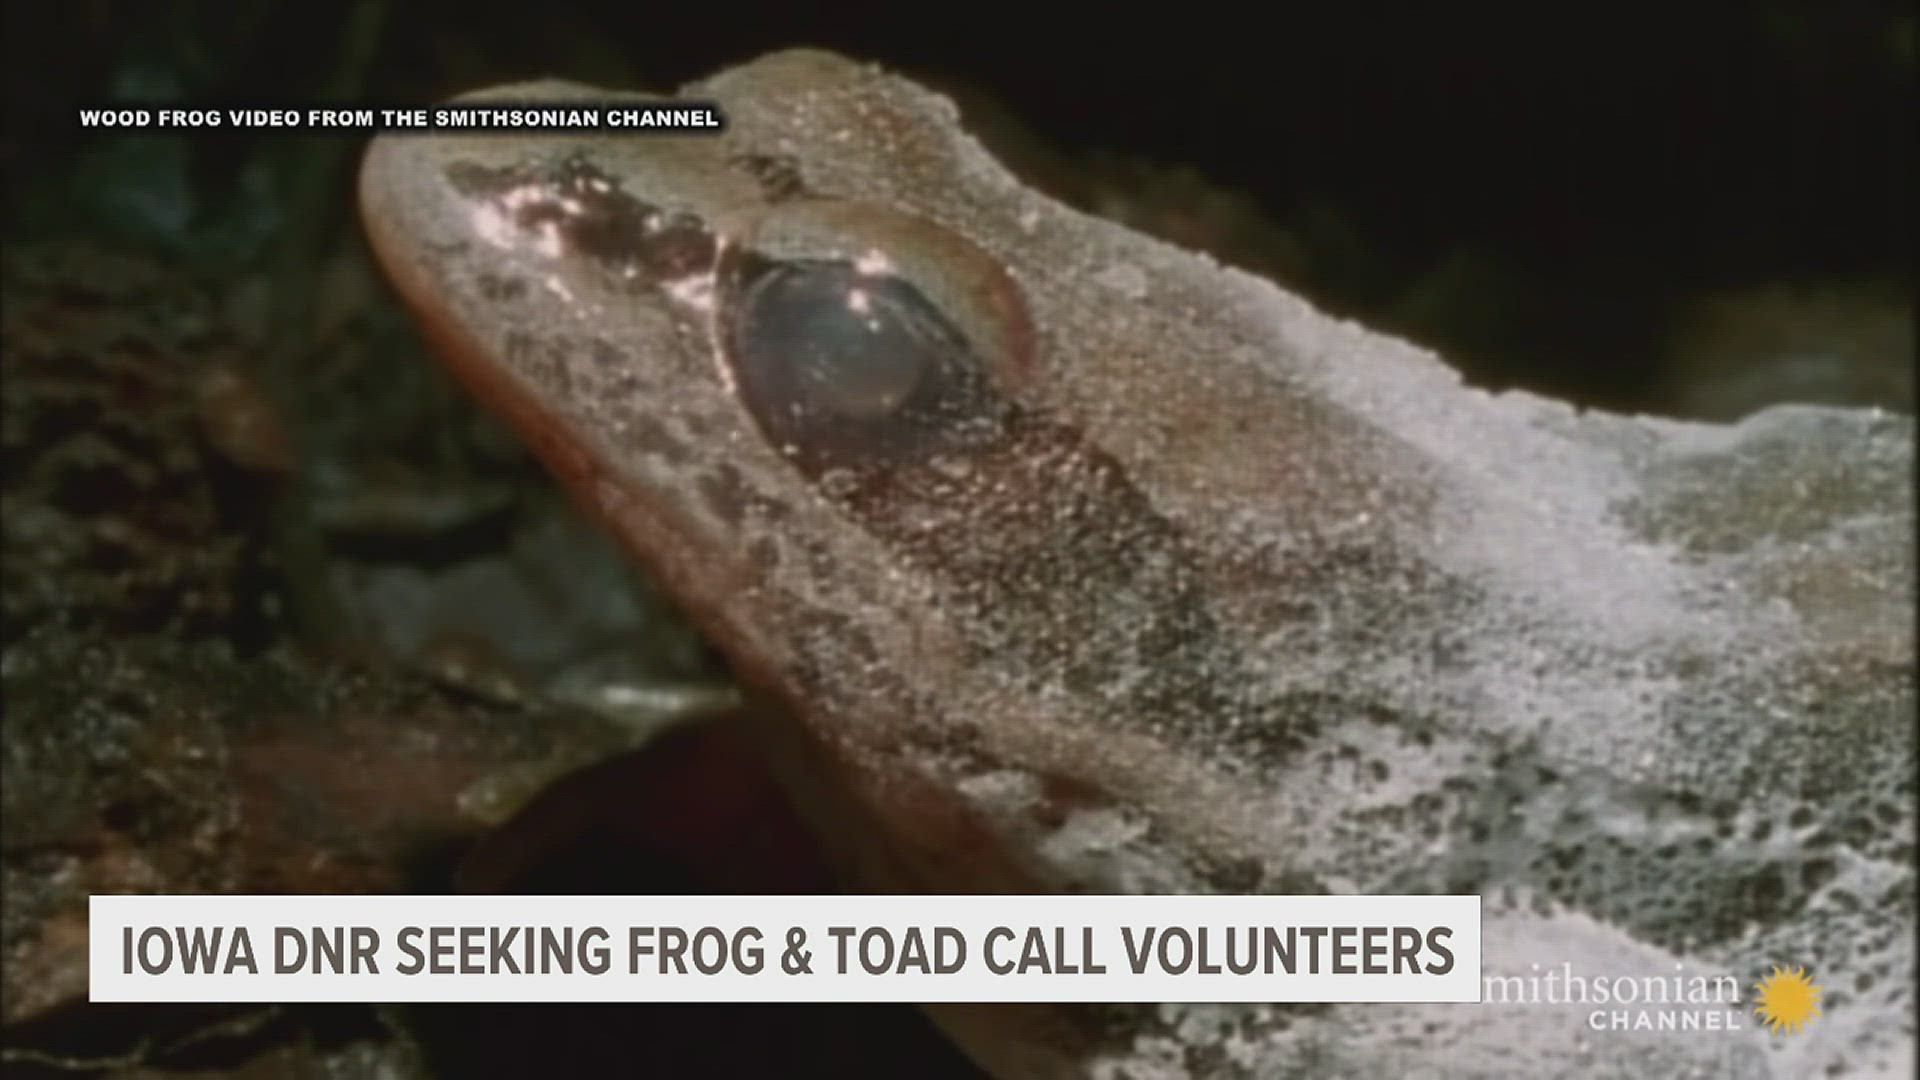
[442,156,719,282]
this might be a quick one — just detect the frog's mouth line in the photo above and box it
[361,156,735,625]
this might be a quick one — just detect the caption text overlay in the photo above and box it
[92,894,1482,1004]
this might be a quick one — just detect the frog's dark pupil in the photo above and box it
[748,263,929,415]
[726,257,1006,467]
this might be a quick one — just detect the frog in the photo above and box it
[359,49,1914,1079]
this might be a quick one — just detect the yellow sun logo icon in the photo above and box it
[1752,965,1823,1035]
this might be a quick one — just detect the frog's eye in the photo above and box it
[716,199,1033,472]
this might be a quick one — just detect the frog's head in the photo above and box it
[359,51,1431,904]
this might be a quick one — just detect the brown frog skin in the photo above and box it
[360,51,1914,1079]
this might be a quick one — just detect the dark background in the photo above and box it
[2,3,1911,1078]
[8,0,1913,413]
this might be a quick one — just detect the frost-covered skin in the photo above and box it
[360,50,1914,1079]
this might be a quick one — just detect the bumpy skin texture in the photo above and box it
[360,51,1914,1079]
